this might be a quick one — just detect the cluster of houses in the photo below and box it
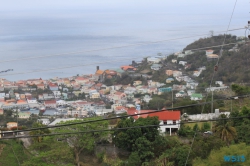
[0,48,232,134]
[164,69,203,100]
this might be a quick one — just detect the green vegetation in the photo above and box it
[193,143,250,166]
[23,137,75,166]
[54,118,109,165]
[29,122,51,143]
[0,140,32,166]
[2,36,250,166]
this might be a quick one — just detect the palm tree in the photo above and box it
[213,121,237,147]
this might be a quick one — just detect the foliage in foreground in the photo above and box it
[0,140,31,166]
[193,143,250,166]
[54,118,109,165]
[22,137,74,166]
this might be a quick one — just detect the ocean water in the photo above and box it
[0,1,249,81]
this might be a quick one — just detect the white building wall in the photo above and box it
[188,112,230,121]
[159,120,180,135]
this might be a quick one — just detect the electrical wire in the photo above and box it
[0,41,247,77]
[185,0,238,165]
[1,115,250,140]
[0,27,245,65]
[3,92,250,135]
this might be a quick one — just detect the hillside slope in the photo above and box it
[178,35,249,85]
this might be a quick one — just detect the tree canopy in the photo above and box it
[54,118,109,165]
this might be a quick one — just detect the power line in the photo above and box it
[185,0,239,165]
[3,101,213,134]
[0,27,245,65]
[1,115,250,140]
[3,92,250,135]
[0,41,246,77]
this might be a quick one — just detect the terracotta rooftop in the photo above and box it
[44,100,56,104]
[96,70,104,75]
[127,108,180,120]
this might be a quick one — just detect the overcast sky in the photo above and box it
[1,0,249,14]
[0,0,249,80]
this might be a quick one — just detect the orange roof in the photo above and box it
[104,70,110,74]
[120,66,135,71]
[95,70,104,75]
[7,122,17,124]
[115,106,128,111]
[206,49,214,52]
[127,108,180,120]
[114,91,123,95]
[44,100,56,104]
[96,83,102,87]
[149,110,181,120]
[76,77,87,80]
[17,100,27,104]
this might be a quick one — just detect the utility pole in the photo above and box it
[15,106,19,137]
[231,99,232,112]
[172,89,174,111]
[211,90,213,131]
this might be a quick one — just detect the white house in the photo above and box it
[173,71,182,77]
[215,81,223,86]
[175,76,184,82]
[172,59,177,63]
[177,53,186,58]
[185,50,193,55]
[186,82,199,90]
[175,91,186,98]
[205,86,229,92]
[56,100,66,106]
[127,108,181,136]
[38,119,50,125]
[27,98,38,104]
[191,93,203,101]
[179,61,187,66]
[206,49,214,55]
[147,57,161,64]
[193,70,201,77]
[151,64,162,70]
[67,108,88,117]
[143,95,152,103]
[124,87,137,94]
[52,91,61,99]
[7,122,17,129]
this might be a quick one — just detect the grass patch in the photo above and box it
[0,140,31,166]
[184,122,214,130]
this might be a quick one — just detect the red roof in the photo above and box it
[206,49,214,52]
[127,108,180,120]
[149,110,180,120]
[44,100,56,104]
[75,77,86,80]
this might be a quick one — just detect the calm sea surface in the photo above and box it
[0,2,248,81]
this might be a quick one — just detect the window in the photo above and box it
[163,121,167,125]
[173,120,176,125]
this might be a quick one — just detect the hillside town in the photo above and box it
[0,41,240,130]
[0,34,249,166]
